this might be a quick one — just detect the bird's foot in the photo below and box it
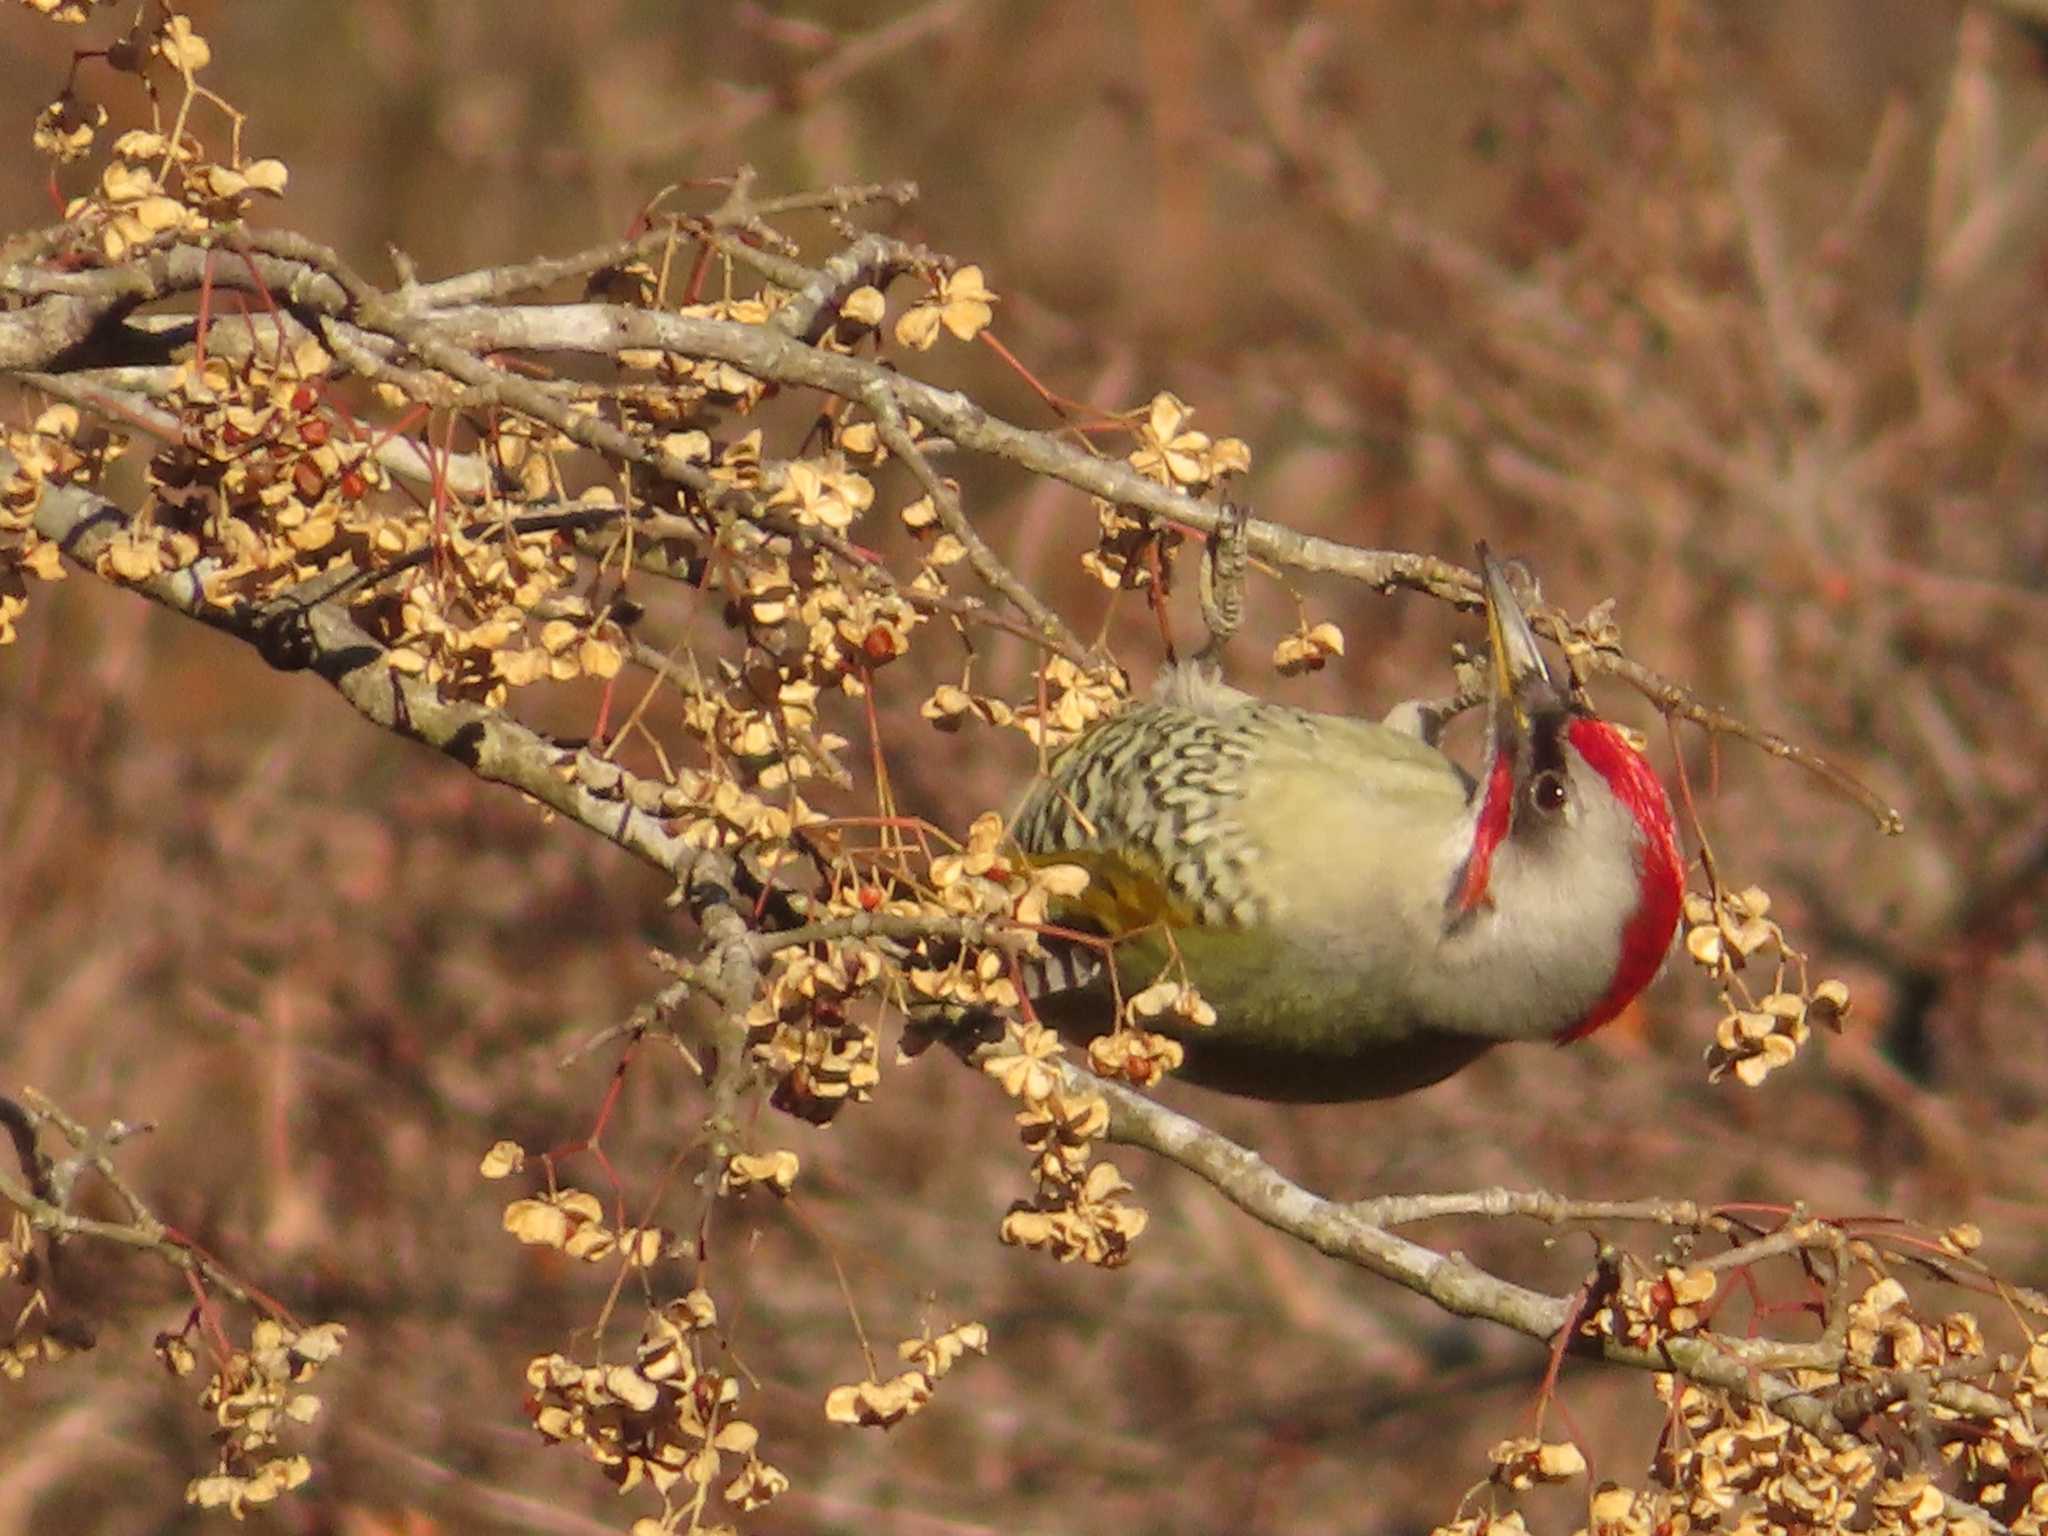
[1194,500,1252,663]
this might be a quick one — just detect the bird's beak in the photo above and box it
[1478,543,1558,736]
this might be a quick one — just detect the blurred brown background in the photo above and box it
[5,2,2048,1531]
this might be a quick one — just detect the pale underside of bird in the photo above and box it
[1009,550,1686,1103]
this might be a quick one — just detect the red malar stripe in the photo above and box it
[1451,750,1516,914]
[1556,718,1685,1042]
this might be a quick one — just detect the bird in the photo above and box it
[1008,546,1685,1102]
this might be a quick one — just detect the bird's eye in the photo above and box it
[1530,771,1568,814]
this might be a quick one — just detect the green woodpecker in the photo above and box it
[1010,548,1685,1101]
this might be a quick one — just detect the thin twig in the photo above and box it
[863,379,1098,666]
[1585,650,1906,835]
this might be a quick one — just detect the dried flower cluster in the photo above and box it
[0,1328,73,1380]
[1583,1260,1721,1352]
[719,1147,800,1197]
[20,0,113,31]
[69,124,287,261]
[1273,617,1348,676]
[1075,976,1208,1091]
[1012,655,1130,749]
[1488,1435,1589,1491]
[727,813,1091,1128]
[1436,1238,2048,1536]
[1645,1375,1906,1535]
[28,7,289,257]
[0,1208,75,1380]
[891,264,997,351]
[1682,882,1852,1087]
[982,1020,1149,1266]
[824,1320,990,1429]
[1080,391,1249,592]
[485,1140,681,1270]
[166,1318,346,1520]
[0,405,96,641]
[523,1291,787,1535]
[485,1146,787,1530]
[743,939,888,1125]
